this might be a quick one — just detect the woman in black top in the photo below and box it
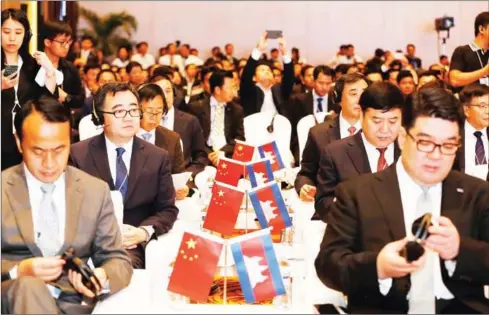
[1,9,58,170]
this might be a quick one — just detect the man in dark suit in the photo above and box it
[294,73,369,201]
[2,96,132,313]
[137,83,187,201]
[188,70,245,167]
[73,35,98,68]
[315,82,404,221]
[150,74,210,178]
[239,33,294,117]
[316,86,489,314]
[454,83,489,181]
[70,83,179,269]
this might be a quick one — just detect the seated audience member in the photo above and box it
[240,33,294,116]
[439,54,450,68]
[126,61,145,89]
[70,82,179,269]
[295,73,368,202]
[454,83,489,181]
[73,35,98,67]
[273,67,283,84]
[366,48,385,73]
[130,41,155,70]
[188,70,245,167]
[315,82,403,220]
[152,66,186,109]
[2,96,132,313]
[137,83,189,199]
[397,70,416,97]
[112,46,130,69]
[83,63,101,98]
[151,74,209,177]
[183,63,201,97]
[158,42,185,74]
[292,64,314,95]
[386,68,400,86]
[316,86,489,314]
[83,69,117,116]
[187,65,217,104]
[365,68,384,83]
[405,43,422,69]
[417,70,443,90]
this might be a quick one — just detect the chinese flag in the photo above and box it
[232,140,255,163]
[168,231,224,302]
[203,182,245,235]
[215,157,245,187]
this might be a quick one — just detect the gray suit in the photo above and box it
[1,165,133,314]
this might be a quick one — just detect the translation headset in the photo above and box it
[400,213,433,262]
[332,73,368,105]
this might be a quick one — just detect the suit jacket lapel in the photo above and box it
[224,104,232,142]
[125,138,148,202]
[5,165,43,257]
[89,134,115,188]
[347,132,371,174]
[305,92,314,116]
[440,172,466,233]
[203,100,211,141]
[394,142,401,160]
[60,166,83,253]
[330,116,341,141]
[372,166,406,241]
[155,127,167,148]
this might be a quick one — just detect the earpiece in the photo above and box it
[91,99,103,126]
[333,78,344,105]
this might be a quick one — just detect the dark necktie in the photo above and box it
[376,148,388,172]
[317,97,323,112]
[474,131,488,165]
[115,147,128,199]
[348,126,356,136]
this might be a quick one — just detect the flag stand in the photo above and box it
[243,164,249,235]
[223,240,228,305]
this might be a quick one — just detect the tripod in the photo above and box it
[437,29,450,57]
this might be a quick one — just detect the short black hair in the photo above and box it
[152,66,174,79]
[407,43,415,49]
[255,60,273,73]
[14,95,71,141]
[364,68,383,77]
[474,11,489,37]
[313,65,335,81]
[96,69,117,82]
[374,48,384,58]
[439,55,448,62]
[335,64,351,75]
[403,86,463,133]
[137,83,168,114]
[83,63,100,75]
[201,65,219,81]
[270,48,279,53]
[41,20,72,42]
[300,64,313,77]
[136,41,148,49]
[209,70,233,94]
[80,35,94,44]
[396,70,414,84]
[359,82,404,113]
[93,82,140,114]
[459,83,489,105]
[126,61,142,74]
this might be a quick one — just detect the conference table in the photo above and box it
[93,188,347,314]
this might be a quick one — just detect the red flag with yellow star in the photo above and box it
[203,181,245,235]
[215,157,244,187]
[232,140,255,162]
[168,230,224,301]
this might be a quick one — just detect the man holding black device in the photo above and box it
[315,86,489,314]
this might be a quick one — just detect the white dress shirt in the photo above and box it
[158,54,185,74]
[111,58,129,68]
[105,136,133,183]
[208,96,227,149]
[361,133,395,172]
[339,111,362,139]
[464,121,489,179]
[80,49,91,61]
[161,106,175,131]
[131,53,156,69]
[137,128,156,145]
[378,159,456,309]
[312,89,328,113]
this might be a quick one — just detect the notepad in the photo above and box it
[172,172,193,189]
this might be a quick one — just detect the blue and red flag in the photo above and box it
[248,181,292,233]
[257,141,285,172]
[229,228,286,303]
[246,158,275,188]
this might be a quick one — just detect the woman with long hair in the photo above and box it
[1,8,59,170]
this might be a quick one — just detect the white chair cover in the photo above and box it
[78,114,103,141]
[296,113,330,164]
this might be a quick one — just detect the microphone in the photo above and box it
[267,113,277,133]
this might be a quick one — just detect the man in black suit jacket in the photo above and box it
[316,86,489,314]
[295,73,369,202]
[188,70,245,166]
[315,82,404,221]
[454,84,489,181]
[70,83,178,269]
[239,33,294,117]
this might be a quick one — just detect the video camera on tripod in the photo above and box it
[435,16,455,57]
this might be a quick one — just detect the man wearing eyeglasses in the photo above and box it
[42,20,84,110]
[316,86,489,314]
[69,82,179,269]
[455,83,489,181]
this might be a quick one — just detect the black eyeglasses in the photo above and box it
[143,110,164,118]
[406,131,460,155]
[467,103,489,111]
[51,38,73,47]
[100,109,141,119]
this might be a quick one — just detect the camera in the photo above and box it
[61,248,102,295]
[435,16,455,32]
[400,213,433,262]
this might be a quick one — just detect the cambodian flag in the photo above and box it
[257,141,285,172]
[248,181,292,233]
[229,228,286,303]
[246,158,275,188]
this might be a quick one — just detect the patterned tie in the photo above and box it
[348,126,357,136]
[409,187,435,314]
[142,133,152,141]
[36,184,61,257]
[211,103,226,149]
[115,148,128,199]
[376,148,388,172]
[474,131,488,165]
[317,97,324,112]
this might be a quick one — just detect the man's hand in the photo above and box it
[278,36,287,55]
[256,32,268,54]
[426,216,460,260]
[299,184,316,202]
[18,257,65,282]
[1,70,19,90]
[58,87,68,102]
[377,238,426,279]
[176,185,190,200]
[208,151,221,167]
[122,224,147,249]
[33,51,55,73]
[68,267,107,298]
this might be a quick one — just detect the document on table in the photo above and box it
[172,172,193,189]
